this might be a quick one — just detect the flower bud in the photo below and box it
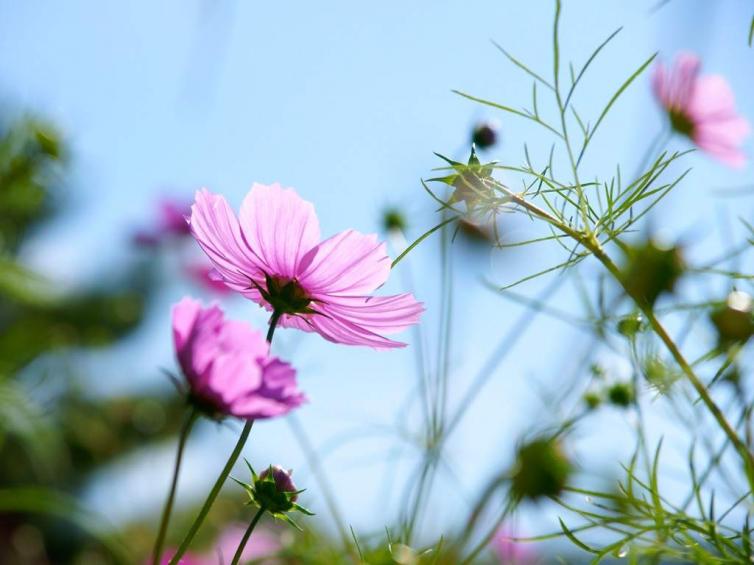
[621,239,685,307]
[583,391,602,410]
[617,314,645,338]
[234,461,313,529]
[606,382,634,408]
[256,465,298,513]
[471,120,499,149]
[382,208,407,233]
[511,437,570,501]
[710,291,754,346]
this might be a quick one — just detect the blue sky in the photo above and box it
[2,0,754,546]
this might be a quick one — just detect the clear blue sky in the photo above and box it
[2,0,753,545]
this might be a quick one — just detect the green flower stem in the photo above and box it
[169,311,282,564]
[230,506,265,565]
[152,408,198,565]
[498,185,754,492]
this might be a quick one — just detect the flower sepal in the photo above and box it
[233,461,314,531]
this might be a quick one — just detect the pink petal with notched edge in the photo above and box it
[298,230,391,296]
[307,309,409,349]
[323,294,424,333]
[239,183,320,278]
[189,189,266,293]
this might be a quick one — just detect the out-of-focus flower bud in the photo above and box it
[617,314,646,338]
[382,208,407,233]
[583,391,602,410]
[471,120,499,150]
[643,356,679,395]
[621,239,685,307]
[511,437,571,501]
[607,382,634,408]
[711,291,754,346]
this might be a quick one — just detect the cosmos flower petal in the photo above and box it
[323,293,425,333]
[298,229,391,296]
[189,189,267,292]
[308,307,409,349]
[171,297,304,419]
[239,183,320,278]
[172,297,203,352]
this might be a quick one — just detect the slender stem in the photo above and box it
[152,408,198,565]
[230,506,265,565]
[267,310,282,343]
[169,420,254,564]
[169,311,282,564]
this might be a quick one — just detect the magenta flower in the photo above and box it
[209,523,281,564]
[172,297,305,419]
[189,183,423,349]
[185,263,234,296]
[652,52,750,168]
[134,198,192,247]
[491,528,536,564]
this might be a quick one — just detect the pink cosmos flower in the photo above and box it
[134,198,192,247]
[189,183,423,349]
[172,297,306,419]
[185,263,234,295]
[652,52,750,168]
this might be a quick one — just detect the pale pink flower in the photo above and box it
[172,297,305,419]
[189,183,423,349]
[491,528,536,564]
[207,523,281,564]
[652,52,750,167]
[133,198,191,247]
[185,263,234,295]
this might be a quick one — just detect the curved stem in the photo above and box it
[169,311,282,564]
[230,506,265,565]
[267,310,282,343]
[152,408,198,565]
[169,420,254,564]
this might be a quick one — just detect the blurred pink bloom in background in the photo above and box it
[134,198,192,247]
[652,52,750,168]
[208,523,281,564]
[185,263,234,295]
[491,528,536,564]
[172,297,306,419]
[189,183,423,349]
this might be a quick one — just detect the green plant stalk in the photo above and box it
[152,408,198,565]
[169,420,254,564]
[499,186,754,490]
[169,311,282,564]
[230,506,265,565]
